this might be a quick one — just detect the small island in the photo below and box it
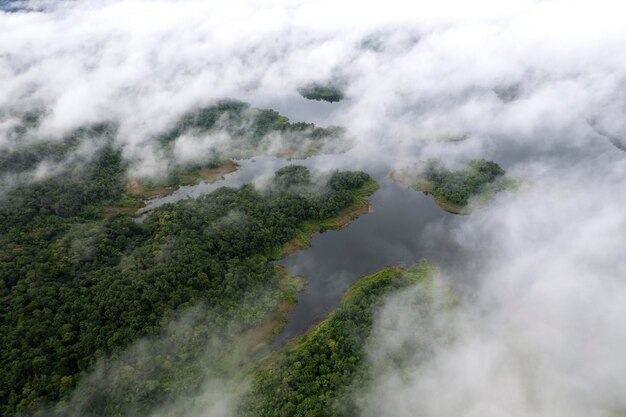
[391,159,518,214]
[298,83,345,103]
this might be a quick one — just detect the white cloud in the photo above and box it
[1,0,625,167]
[2,1,626,415]
[361,157,626,417]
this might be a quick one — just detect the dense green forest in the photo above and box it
[392,159,516,213]
[1,99,347,204]
[423,159,506,206]
[39,267,303,417]
[0,131,376,417]
[240,261,437,417]
[158,99,346,158]
[297,84,345,103]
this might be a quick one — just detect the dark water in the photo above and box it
[273,174,462,345]
[136,93,625,347]
[138,154,466,346]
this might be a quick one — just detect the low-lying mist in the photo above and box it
[2,0,626,175]
[35,287,281,417]
[2,0,626,416]
[359,158,626,417]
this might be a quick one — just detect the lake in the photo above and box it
[138,96,624,347]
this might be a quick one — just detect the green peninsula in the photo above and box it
[159,99,347,159]
[240,261,443,417]
[391,159,518,214]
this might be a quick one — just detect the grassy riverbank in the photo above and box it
[103,160,240,217]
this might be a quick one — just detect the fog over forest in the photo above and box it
[2,1,626,416]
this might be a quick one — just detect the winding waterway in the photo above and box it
[137,154,471,346]
[137,96,625,347]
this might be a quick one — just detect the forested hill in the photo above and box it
[0,156,376,416]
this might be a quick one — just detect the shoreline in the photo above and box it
[390,170,470,215]
[277,178,379,258]
[103,160,240,218]
[236,267,306,350]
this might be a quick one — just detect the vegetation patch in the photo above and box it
[199,160,240,182]
[239,261,441,417]
[298,83,345,103]
[391,159,520,214]
[0,150,375,417]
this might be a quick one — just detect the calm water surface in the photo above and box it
[139,95,624,346]
[273,174,463,345]
[139,155,468,346]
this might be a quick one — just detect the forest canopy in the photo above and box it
[157,99,346,159]
[239,262,439,417]
[423,158,506,206]
[297,83,345,103]
[0,151,375,417]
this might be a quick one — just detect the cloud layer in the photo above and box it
[3,1,626,416]
[360,155,626,417]
[2,0,626,170]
